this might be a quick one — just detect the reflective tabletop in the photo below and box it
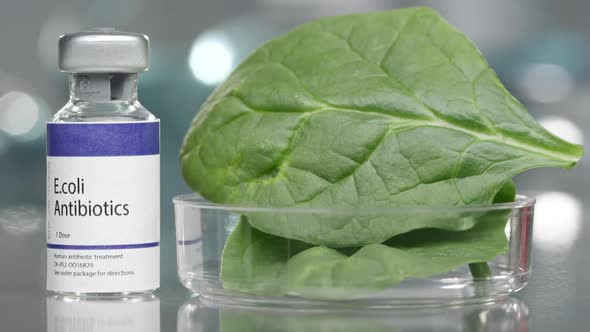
[0,174,588,332]
[0,0,588,330]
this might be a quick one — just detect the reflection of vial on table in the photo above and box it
[46,294,160,332]
[46,29,160,295]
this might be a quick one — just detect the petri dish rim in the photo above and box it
[173,193,535,215]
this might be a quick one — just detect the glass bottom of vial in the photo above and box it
[47,289,157,300]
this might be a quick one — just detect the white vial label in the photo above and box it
[46,121,160,293]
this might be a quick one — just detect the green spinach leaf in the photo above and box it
[221,215,508,299]
[182,7,583,298]
[181,8,583,246]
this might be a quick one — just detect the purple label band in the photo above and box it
[47,121,160,156]
[47,242,159,250]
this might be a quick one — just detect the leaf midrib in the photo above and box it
[233,94,579,164]
[238,60,578,165]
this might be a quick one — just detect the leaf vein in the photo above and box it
[231,94,577,163]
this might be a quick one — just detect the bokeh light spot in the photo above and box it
[0,92,40,137]
[188,33,234,85]
[533,191,582,253]
[538,116,584,145]
[0,206,43,236]
[519,64,573,103]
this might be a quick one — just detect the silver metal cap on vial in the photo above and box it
[58,28,149,73]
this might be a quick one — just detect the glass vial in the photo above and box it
[46,29,160,296]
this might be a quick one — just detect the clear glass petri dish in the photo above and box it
[177,296,529,331]
[173,194,535,308]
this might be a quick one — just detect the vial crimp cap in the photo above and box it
[58,28,149,73]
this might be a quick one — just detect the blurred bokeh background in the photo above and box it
[0,0,587,330]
